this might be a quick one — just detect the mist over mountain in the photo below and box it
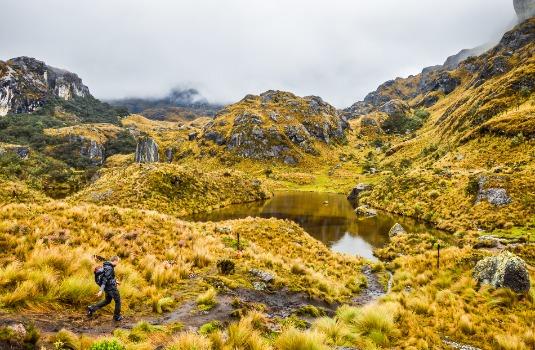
[108,88,223,121]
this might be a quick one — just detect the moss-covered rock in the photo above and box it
[473,251,531,293]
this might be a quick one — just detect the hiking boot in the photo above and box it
[87,306,94,317]
[113,315,123,322]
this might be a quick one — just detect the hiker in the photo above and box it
[87,256,122,321]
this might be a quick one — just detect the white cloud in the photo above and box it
[0,0,516,107]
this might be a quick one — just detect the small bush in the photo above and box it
[296,305,324,318]
[274,327,327,350]
[196,288,217,310]
[493,334,526,350]
[51,329,80,350]
[167,332,212,350]
[216,259,235,275]
[199,321,222,335]
[89,339,126,350]
[154,297,175,314]
[459,314,475,335]
[291,263,307,275]
[510,133,525,147]
[354,305,396,346]
[465,176,480,198]
[58,276,95,305]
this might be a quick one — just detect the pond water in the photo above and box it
[186,191,444,260]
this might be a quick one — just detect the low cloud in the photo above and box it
[1,0,516,107]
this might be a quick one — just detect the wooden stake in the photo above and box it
[437,243,440,270]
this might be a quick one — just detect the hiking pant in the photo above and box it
[91,289,121,317]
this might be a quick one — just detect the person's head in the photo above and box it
[110,256,120,266]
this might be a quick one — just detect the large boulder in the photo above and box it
[135,137,159,163]
[476,176,512,206]
[514,0,535,22]
[388,223,407,237]
[347,183,372,208]
[473,252,531,293]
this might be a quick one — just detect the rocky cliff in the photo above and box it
[0,56,91,116]
[514,0,535,22]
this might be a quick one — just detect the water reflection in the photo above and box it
[186,191,443,260]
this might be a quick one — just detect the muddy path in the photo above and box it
[0,266,389,336]
[0,287,340,336]
[351,265,392,306]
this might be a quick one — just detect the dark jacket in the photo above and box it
[100,261,118,291]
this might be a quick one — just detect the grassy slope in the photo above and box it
[69,163,273,216]
[0,202,365,311]
[359,22,535,234]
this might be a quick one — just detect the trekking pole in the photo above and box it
[437,243,440,270]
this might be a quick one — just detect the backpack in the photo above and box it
[94,265,105,286]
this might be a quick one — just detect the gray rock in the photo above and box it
[388,223,407,237]
[188,132,197,141]
[514,0,535,22]
[67,135,105,165]
[283,155,298,165]
[0,145,30,160]
[165,148,174,163]
[249,269,275,283]
[6,323,26,340]
[476,176,512,206]
[215,226,232,234]
[341,101,374,119]
[253,281,267,291]
[347,183,372,208]
[135,137,159,163]
[378,99,410,118]
[484,188,511,206]
[204,130,225,146]
[1,56,91,116]
[473,251,530,293]
[355,206,377,217]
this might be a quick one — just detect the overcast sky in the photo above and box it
[1,0,517,107]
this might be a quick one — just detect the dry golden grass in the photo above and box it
[44,123,124,144]
[0,201,365,315]
[68,163,273,216]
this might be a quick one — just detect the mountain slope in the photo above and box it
[348,19,535,232]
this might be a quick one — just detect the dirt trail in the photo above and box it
[0,287,339,336]
[0,266,388,336]
[351,265,391,306]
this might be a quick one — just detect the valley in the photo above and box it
[0,4,534,350]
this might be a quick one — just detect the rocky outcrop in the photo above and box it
[473,252,531,293]
[67,135,105,165]
[203,90,348,163]
[0,144,30,159]
[0,56,91,116]
[347,183,372,208]
[388,223,407,237]
[476,177,512,206]
[135,137,160,163]
[514,0,535,22]
[442,44,493,70]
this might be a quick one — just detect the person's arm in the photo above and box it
[97,265,112,295]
